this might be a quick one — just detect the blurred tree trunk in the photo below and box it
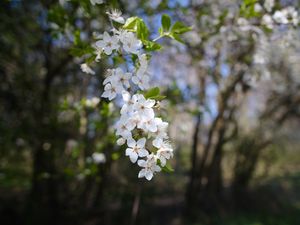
[27,37,72,224]
[232,137,271,207]
[186,76,206,208]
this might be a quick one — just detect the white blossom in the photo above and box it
[101,82,122,100]
[104,68,131,89]
[254,3,262,13]
[120,91,137,115]
[94,46,103,62]
[80,63,95,75]
[119,31,142,54]
[132,74,150,90]
[106,9,125,24]
[156,142,173,166]
[92,152,106,164]
[138,117,157,132]
[115,117,133,139]
[135,95,155,119]
[95,31,119,55]
[262,14,274,29]
[273,7,299,26]
[115,68,131,88]
[138,154,161,180]
[126,138,149,163]
[152,118,169,145]
[273,10,289,24]
[264,0,274,13]
[117,137,126,146]
[88,11,174,180]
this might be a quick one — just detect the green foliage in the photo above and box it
[143,87,166,101]
[48,5,68,28]
[123,15,191,49]
[123,17,162,51]
[123,16,140,31]
[161,161,174,173]
[240,0,261,18]
[136,19,150,41]
[144,40,162,51]
[158,14,192,43]
[161,14,171,31]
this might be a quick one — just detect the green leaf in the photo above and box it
[136,20,149,41]
[123,17,140,31]
[74,30,81,46]
[171,21,192,34]
[69,45,94,57]
[85,54,96,64]
[159,27,164,36]
[150,95,166,101]
[169,33,184,43]
[144,87,160,99]
[240,0,260,18]
[161,161,174,173]
[161,14,171,31]
[144,40,162,51]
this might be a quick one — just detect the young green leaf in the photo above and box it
[169,33,184,43]
[161,162,174,173]
[123,17,140,31]
[144,87,160,99]
[161,14,171,31]
[136,20,149,41]
[171,21,192,34]
[144,40,162,51]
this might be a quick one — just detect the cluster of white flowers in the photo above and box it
[81,8,174,180]
[262,2,299,29]
[273,7,299,26]
[263,0,274,13]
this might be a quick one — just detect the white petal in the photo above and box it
[153,138,163,148]
[148,122,157,132]
[117,138,125,146]
[137,138,146,148]
[138,169,146,178]
[145,171,153,180]
[145,99,155,108]
[101,91,110,98]
[154,165,161,172]
[104,47,113,55]
[159,157,166,166]
[122,91,131,102]
[132,76,139,85]
[129,152,138,163]
[127,138,136,148]
[108,92,116,100]
[138,148,149,157]
[125,148,132,156]
[137,160,146,167]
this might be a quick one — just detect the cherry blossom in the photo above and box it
[101,82,122,100]
[81,63,95,75]
[86,7,174,180]
[138,154,161,180]
[106,9,125,24]
[156,142,173,166]
[95,32,119,55]
[119,31,142,54]
[126,138,149,163]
